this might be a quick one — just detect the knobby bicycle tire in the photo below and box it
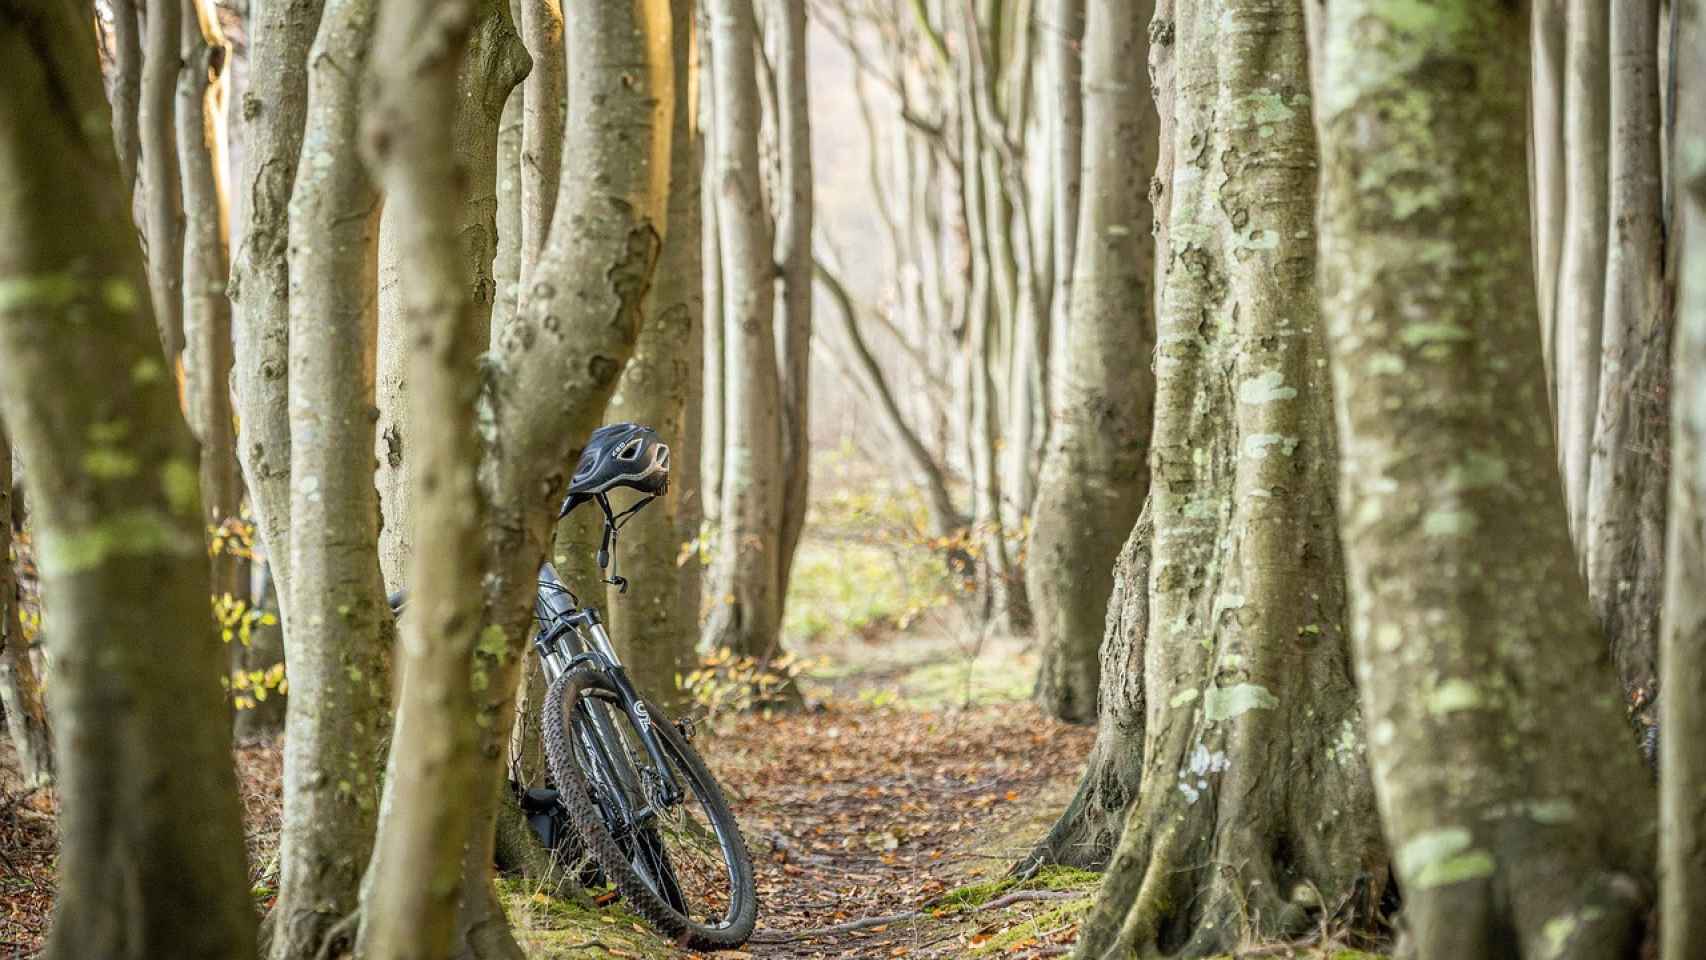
[541,666,757,949]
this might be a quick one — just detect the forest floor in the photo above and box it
[0,451,1384,958]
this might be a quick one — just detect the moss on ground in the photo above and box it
[498,878,679,959]
[969,896,1096,954]
[931,864,1102,912]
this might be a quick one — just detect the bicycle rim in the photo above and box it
[571,691,747,933]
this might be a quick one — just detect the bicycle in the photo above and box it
[525,424,757,949]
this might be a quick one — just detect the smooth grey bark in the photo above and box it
[0,7,254,955]
[1047,0,1084,389]
[1661,2,1706,952]
[1586,0,1669,744]
[356,1,486,954]
[1317,3,1656,957]
[374,0,525,590]
[489,81,523,342]
[701,17,725,532]
[1533,0,1567,396]
[458,1,672,953]
[0,433,51,788]
[518,0,563,268]
[767,0,813,603]
[703,0,786,660]
[231,0,324,610]
[228,0,324,746]
[111,0,144,194]
[141,0,186,363]
[1029,0,1157,726]
[605,0,703,710]
[1073,3,1385,955]
[1556,0,1611,544]
[176,0,242,605]
[269,1,394,956]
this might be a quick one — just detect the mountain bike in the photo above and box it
[526,428,757,950]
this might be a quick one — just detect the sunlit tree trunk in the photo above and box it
[606,0,702,708]
[704,0,786,659]
[140,0,186,363]
[0,433,51,788]
[1029,0,1157,725]
[1556,0,1611,544]
[176,0,243,604]
[356,1,487,954]
[1317,3,1655,956]
[457,0,671,953]
[0,8,254,955]
[1074,4,1385,955]
[1585,0,1669,745]
[1661,2,1706,952]
[269,1,394,955]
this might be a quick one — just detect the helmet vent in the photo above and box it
[615,437,645,461]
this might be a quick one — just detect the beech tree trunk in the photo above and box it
[518,0,563,269]
[1556,0,1611,544]
[0,8,254,955]
[111,0,144,196]
[176,0,242,604]
[1029,0,1157,725]
[457,0,671,953]
[1317,3,1656,957]
[1585,0,1669,746]
[140,0,186,363]
[1046,0,1084,396]
[703,0,786,659]
[489,79,523,342]
[1661,2,1706,952]
[374,0,525,590]
[768,0,813,602]
[1073,4,1386,956]
[269,1,394,956]
[605,0,703,708]
[0,432,51,788]
[1533,0,1566,393]
[701,20,726,532]
[1021,502,1149,872]
[356,1,486,954]
[231,0,324,612]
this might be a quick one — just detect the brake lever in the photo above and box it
[605,574,629,594]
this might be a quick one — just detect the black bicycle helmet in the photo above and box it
[559,423,670,516]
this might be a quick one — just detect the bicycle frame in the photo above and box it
[530,562,684,809]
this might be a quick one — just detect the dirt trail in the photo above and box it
[700,701,1095,959]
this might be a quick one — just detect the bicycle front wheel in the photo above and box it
[541,667,757,949]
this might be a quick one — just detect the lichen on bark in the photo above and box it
[1072,3,1385,956]
[1317,2,1656,956]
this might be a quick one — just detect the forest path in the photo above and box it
[699,699,1096,959]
